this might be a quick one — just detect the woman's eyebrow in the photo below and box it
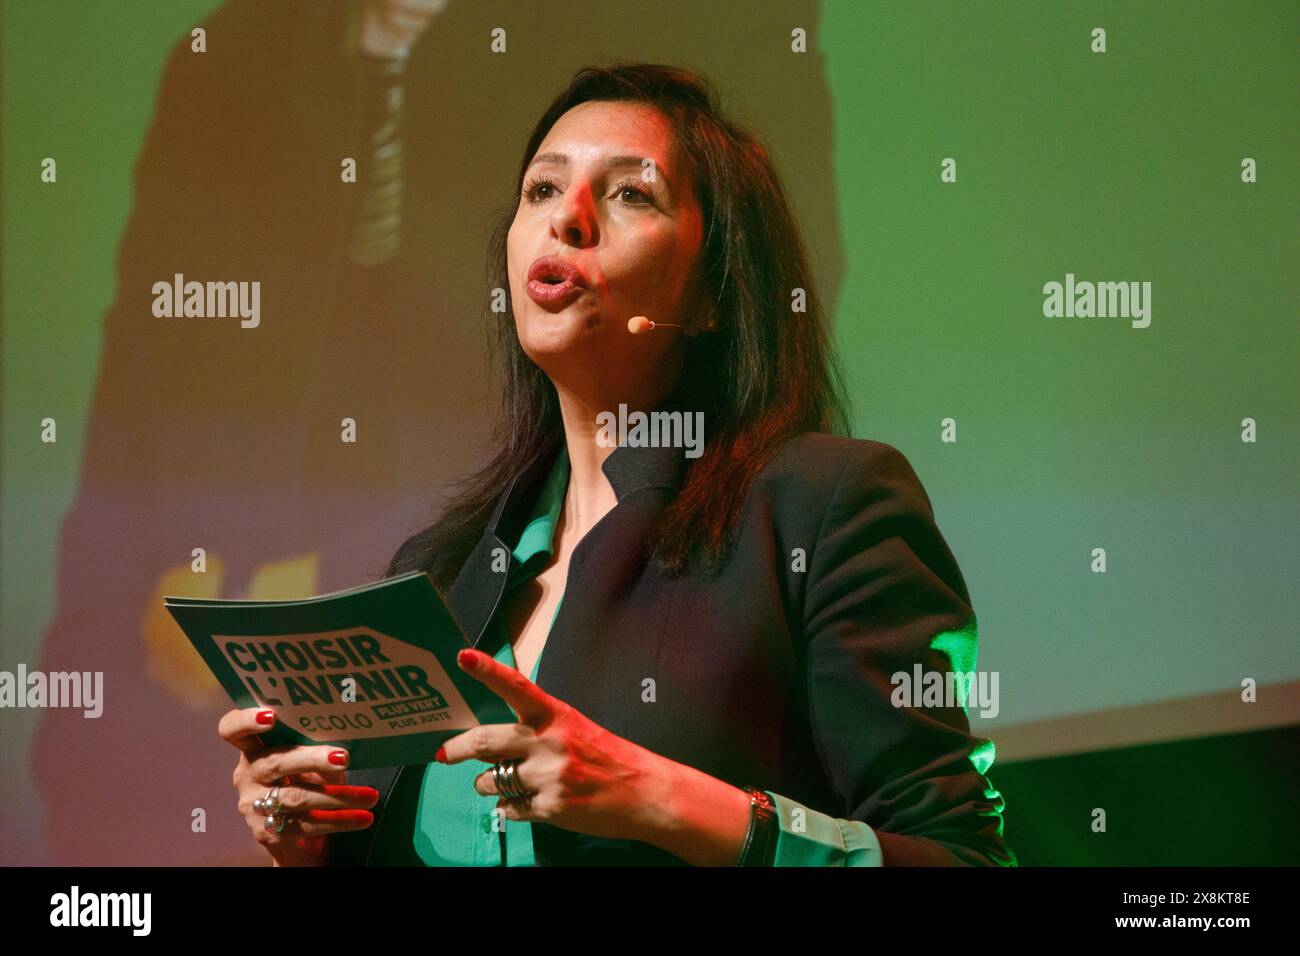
[527,152,672,190]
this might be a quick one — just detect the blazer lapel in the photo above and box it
[444,442,557,648]
[444,435,690,649]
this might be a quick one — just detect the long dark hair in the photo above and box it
[388,60,850,592]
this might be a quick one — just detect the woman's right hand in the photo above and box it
[219,708,380,866]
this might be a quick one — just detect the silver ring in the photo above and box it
[264,812,289,833]
[502,762,523,798]
[253,785,282,816]
[492,760,530,799]
[491,761,514,797]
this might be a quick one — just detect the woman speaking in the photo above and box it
[218,61,1016,867]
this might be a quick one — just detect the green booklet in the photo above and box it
[164,571,515,769]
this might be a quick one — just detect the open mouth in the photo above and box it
[526,256,587,306]
[526,275,583,306]
[527,256,586,288]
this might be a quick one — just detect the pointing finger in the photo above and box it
[457,648,556,725]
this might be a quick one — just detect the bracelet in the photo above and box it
[736,786,777,866]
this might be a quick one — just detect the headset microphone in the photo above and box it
[627,316,686,334]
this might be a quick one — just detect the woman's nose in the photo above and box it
[550,183,596,246]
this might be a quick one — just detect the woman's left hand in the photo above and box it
[435,647,674,843]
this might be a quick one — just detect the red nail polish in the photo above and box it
[329,750,348,766]
[434,745,447,763]
[256,710,274,725]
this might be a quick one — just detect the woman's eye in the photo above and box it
[615,182,652,205]
[524,178,556,202]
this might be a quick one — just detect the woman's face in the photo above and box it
[507,99,706,405]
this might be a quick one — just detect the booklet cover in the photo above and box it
[164,571,516,769]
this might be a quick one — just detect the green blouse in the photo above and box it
[369,445,884,866]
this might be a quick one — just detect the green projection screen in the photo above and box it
[2,0,1295,868]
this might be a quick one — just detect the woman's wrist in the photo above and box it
[630,755,753,866]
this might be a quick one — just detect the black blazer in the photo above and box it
[328,432,1015,866]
